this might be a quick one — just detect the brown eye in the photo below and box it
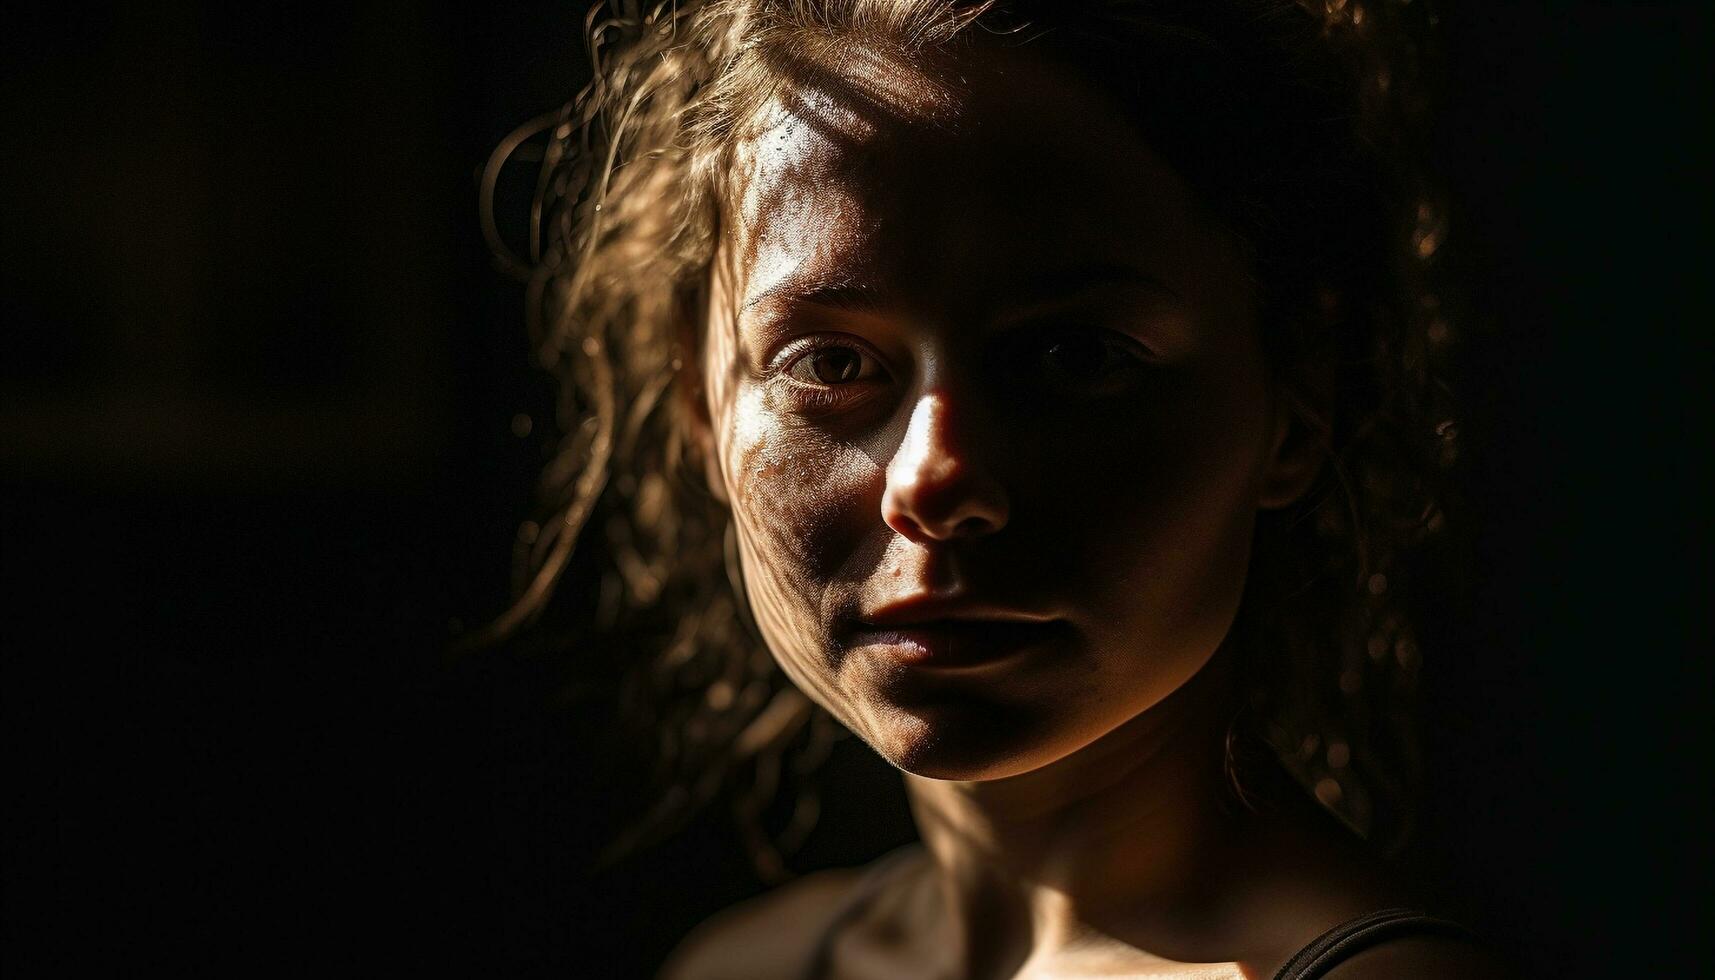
[1018,327,1146,392]
[785,344,881,386]
[1041,333,1111,379]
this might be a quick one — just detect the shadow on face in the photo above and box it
[696,37,1316,781]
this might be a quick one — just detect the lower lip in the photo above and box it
[846,621,1064,668]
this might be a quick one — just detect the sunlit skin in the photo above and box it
[672,41,1496,980]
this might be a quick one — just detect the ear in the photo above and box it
[1257,371,1333,511]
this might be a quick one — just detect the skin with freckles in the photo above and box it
[701,45,1299,783]
[668,40,1501,980]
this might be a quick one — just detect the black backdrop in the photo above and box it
[3,2,1705,976]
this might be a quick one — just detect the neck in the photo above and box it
[903,653,1257,974]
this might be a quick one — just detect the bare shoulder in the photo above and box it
[1320,936,1512,980]
[1237,807,1512,980]
[656,866,864,980]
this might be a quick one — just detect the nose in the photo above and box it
[882,390,1010,543]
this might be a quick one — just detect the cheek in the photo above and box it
[1042,368,1272,644]
[719,387,881,665]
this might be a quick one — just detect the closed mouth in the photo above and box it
[844,618,1066,668]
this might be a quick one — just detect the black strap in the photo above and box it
[1270,907,1479,980]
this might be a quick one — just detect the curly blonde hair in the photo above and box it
[476,0,1457,880]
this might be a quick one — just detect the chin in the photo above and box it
[864,697,1088,782]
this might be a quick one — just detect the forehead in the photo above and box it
[719,40,1235,316]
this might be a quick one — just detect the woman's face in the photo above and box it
[699,43,1312,781]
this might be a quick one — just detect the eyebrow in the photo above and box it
[1004,263,1182,312]
[739,262,1179,320]
[741,275,882,316]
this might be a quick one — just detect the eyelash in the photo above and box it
[765,325,1157,410]
[764,335,890,412]
[982,325,1159,403]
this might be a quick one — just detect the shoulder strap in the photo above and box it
[1270,907,1478,980]
[800,843,925,980]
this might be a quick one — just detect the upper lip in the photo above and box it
[856,594,1057,629]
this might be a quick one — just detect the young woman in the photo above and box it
[482,1,1501,976]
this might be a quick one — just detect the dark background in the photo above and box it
[3,1,1705,976]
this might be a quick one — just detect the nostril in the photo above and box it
[952,515,997,539]
[884,510,924,542]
